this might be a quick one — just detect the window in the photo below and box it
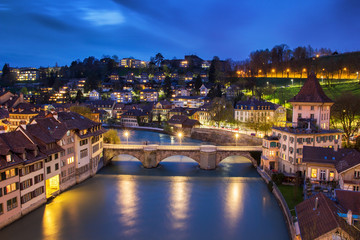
[353,186,359,192]
[61,171,66,178]
[5,169,16,179]
[21,166,31,176]
[0,203,3,215]
[6,155,11,162]
[329,171,335,181]
[67,147,74,155]
[311,106,314,110]
[80,139,88,146]
[21,192,32,204]
[60,151,65,157]
[6,183,18,194]
[310,114,314,119]
[299,106,302,110]
[55,163,59,171]
[320,170,326,181]
[93,143,99,153]
[55,153,59,159]
[20,179,32,190]
[33,186,44,197]
[47,166,51,174]
[34,174,44,184]
[354,170,360,179]
[311,169,317,178]
[33,162,43,171]
[80,149,88,159]
[298,113,302,119]
[7,197,17,211]
[67,157,74,164]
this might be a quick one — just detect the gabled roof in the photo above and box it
[303,146,341,165]
[335,190,360,215]
[296,193,360,240]
[335,149,360,173]
[288,73,333,103]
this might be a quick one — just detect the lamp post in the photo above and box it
[291,79,293,86]
[178,132,183,145]
[124,131,129,145]
[235,133,239,146]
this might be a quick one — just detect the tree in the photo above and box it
[194,75,202,94]
[209,56,220,83]
[103,129,121,144]
[20,87,28,95]
[75,90,83,102]
[331,92,360,145]
[209,97,234,127]
[70,106,93,120]
[154,53,164,67]
[163,76,172,98]
[1,63,17,86]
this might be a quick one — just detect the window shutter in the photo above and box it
[15,168,18,176]
[1,172,6,180]
[4,187,7,195]
[20,182,23,191]
[16,182,19,190]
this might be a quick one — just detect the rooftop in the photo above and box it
[288,73,333,103]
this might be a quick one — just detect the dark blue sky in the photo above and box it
[1,0,359,67]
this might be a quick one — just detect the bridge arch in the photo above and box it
[161,155,199,163]
[216,151,257,167]
[156,150,200,164]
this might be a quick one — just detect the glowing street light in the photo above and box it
[177,132,183,145]
[124,131,129,144]
[235,133,239,146]
[291,79,293,86]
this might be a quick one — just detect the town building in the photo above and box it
[18,68,39,81]
[199,83,211,97]
[234,98,286,123]
[89,90,100,101]
[57,112,106,183]
[189,104,211,126]
[168,115,200,136]
[8,103,43,131]
[169,96,210,109]
[261,73,342,177]
[110,91,132,103]
[139,89,158,102]
[295,193,360,240]
[152,100,173,122]
[121,109,149,127]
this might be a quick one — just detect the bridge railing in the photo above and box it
[104,143,262,152]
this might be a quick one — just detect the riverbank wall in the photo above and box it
[191,128,262,146]
[257,167,296,240]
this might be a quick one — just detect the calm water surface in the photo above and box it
[0,130,289,240]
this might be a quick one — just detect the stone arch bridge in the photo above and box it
[103,144,262,170]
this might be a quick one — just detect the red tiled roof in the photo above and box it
[288,73,333,103]
[335,190,360,215]
[296,193,360,240]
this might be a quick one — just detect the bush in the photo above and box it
[271,173,285,185]
[103,129,121,144]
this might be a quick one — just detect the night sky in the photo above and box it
[1,0,359,67]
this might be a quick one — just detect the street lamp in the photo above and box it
[235,133,239,146]
[124,131,129,144]
[177,132,183,145]
[291,79,293,86]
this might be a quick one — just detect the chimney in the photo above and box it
[347,210,353,225]
[313,197,319,210]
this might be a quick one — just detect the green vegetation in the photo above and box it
[103,129,121,144]
[277,185,303,216]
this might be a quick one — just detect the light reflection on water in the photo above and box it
[169,178,190,230]
[0,129,289,240]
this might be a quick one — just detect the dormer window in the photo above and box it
[6,154,11,162]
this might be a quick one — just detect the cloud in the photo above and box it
[80,8,125,26]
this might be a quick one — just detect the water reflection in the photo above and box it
[117,176,139,235]
[225,182,244,230]
[42,205,61,240]
[169,177,190,230]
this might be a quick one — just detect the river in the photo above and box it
[0,129,289,240]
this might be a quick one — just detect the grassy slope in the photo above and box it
[277,185,303,216]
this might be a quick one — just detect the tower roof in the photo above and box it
[288,73,333,103]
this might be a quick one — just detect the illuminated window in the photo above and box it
[6,183,18,194]
[67,157,74,164]
[329,171,335,180]
[311,169,317,178]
